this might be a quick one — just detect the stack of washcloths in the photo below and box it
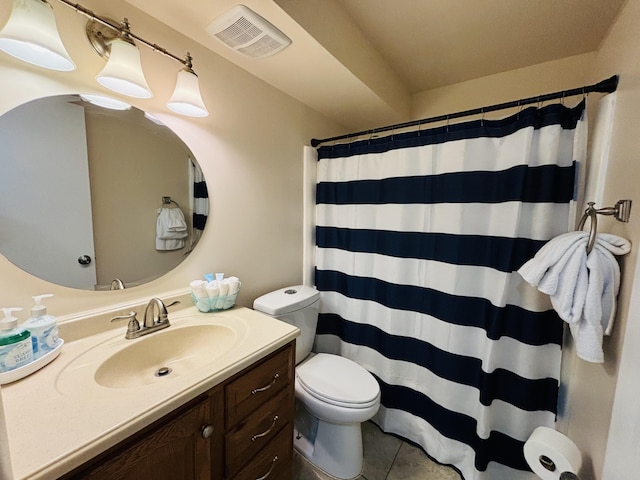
[190,274,241,312]
[518,231,631,363]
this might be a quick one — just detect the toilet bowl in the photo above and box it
[253,286,381,479]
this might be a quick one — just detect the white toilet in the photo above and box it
[253,285,381,479]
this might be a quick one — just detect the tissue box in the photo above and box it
[191,291,239,312]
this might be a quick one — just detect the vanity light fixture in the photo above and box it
[0,0,209,117]
[92,19,152,99]
[0,0,75,71]
[166,55,208,117]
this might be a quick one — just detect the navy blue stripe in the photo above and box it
[193,213,207,231]
[316,164,576,205]
[318,101,584,159]
[317,314,559,415]
[373,375,531,472]
[193,181,208,198]
[316,227,545,273]
[315,270,564,346]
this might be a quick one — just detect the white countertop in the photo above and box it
[0,305,299,480]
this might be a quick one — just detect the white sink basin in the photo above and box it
[56,315,248,393]
[94,324,236,388]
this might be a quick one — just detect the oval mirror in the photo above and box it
[0,94,208,290]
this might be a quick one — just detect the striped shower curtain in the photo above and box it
[191,158,209,231]
[314,102,586,480]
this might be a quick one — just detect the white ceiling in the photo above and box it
[123,0,626,131]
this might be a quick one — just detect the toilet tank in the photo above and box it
[253,285,320,364]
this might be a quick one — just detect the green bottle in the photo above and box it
[0,307,34,373]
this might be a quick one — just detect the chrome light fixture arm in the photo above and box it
[55,0,193,69]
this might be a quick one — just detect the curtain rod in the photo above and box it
[310,75,619,148]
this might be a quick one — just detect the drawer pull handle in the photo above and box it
[201,424,214,439]
[251,373,279,395]
[255,455,278,480]
[251,415,279,442]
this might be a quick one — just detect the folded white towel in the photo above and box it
[156,207,188,251]
[205,281,220,299]
[190,280,207,299]
[156,238,185,250]
[156,208,188,239]
[189,280,209,312]
[226,277,241,295]
[216,281,229,309]
[518,231,631,363]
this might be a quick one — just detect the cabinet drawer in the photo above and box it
[226,345,294,427]
[230,425,292,480]
[225,388,293,477]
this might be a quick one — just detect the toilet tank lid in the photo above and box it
[253,285,320,315]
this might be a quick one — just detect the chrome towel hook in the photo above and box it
[577,199,632,254]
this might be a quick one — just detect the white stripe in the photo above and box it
[316,250,553,312]
[316,202,570,240]
[317,292,561,380]
[318,124,576,183]
[315,339,555,444]
[373,406,539,480]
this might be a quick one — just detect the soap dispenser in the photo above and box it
[0,307,33,373]
[24,294,59,359]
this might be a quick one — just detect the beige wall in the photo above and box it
[412,53,595,121]
[0,0,341,315]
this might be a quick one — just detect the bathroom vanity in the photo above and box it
[0,301,298,480]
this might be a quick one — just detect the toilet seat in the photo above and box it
[296,354,380,409]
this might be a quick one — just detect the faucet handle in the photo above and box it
[111,311,141,339]
[126,317,141,336]
[111,311,137,323]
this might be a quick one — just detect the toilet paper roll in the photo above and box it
[524,427,582,480]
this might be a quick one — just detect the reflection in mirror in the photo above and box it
[0,95,208,291]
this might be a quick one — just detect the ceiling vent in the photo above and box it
[206,5,291,58]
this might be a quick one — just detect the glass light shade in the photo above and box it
[96,38,152,99]
[0,0,75,71]
[166,69,209,117]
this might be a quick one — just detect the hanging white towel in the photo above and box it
[518,231,631,363]
[156,207,188,250]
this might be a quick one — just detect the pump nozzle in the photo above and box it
[0,307,22,330]
[31,294,54,316]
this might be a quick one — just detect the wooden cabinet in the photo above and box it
[224,345,294,480]
[61,341,295,480]
[60,394,218,480]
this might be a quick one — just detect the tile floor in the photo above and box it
[293,421,462,480]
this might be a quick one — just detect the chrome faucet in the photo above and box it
[111,298,180,339]
[144,297,169,328]
[110,278,125,290]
